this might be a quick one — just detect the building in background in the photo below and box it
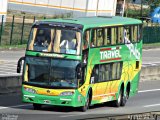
[0,0,8,22]
[8,0,125,17]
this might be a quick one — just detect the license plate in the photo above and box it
[44,100,51,104]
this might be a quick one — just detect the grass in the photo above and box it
[0,10,73,47]
[143,42,160,49]
[0,22,32,45]
[0,44,26,50]
[7,10,73,20]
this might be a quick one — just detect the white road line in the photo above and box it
[0,104,32,110]
[0,65,17,67]
[0,68,17,71]
[0,107,8,110]
[60,113,87,118]
[144,104,160,108]
[138,89,160,93]
[0,72,20,75]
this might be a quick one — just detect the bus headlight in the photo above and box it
[24,87,36,94]
[60,91,74,96]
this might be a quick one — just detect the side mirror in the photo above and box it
[17,57,25,73]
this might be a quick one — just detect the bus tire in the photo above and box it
[126,84,130,100]
[113,89,123,107]
[80,93,90,112]
[120,83,130,106]
[120,94,127,107]
[33,103,42,110]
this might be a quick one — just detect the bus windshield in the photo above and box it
[27,26,82,55]
[24,57,79,88]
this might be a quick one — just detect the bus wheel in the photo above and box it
[80,93,90,112]
[121,88,129,107]
[120,92,127,107]
[33,103,42,110]
[113,89,123,107]
[126,88,130,100]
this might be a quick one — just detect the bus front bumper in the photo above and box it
[22,93,84,107]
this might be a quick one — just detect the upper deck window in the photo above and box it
[27,27,82,55]
[90,24,141,48]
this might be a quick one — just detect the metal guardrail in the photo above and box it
[78,112,160,120]
[108,112,160,120]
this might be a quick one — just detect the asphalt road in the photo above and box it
[0,48,160,76]
[0,50,24,76]
[0,80,159,120]
[142,48,160,66]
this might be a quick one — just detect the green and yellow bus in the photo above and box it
[17,16,142,111]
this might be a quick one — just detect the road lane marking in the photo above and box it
[60,113,87,118]
[138,89,160,93]
[144,104,160,108]
[0,89,159,110]
[0,104,32,110]
[0,107,8,109]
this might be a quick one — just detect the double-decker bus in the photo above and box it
[17,16,142,112]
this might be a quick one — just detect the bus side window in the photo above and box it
[111,27,118,45]
[92,29,97,47]
[107,28,111,45]
[99,64,110,81]
[79,66,86,87]
[124,26,131,44]
[97,29,104,47]
[104,64,111,81]
[117,27,124,44]
[83,30,90,50]
[104,28,108,45]
[111,62,122,80]
[91,66,99,83]
[138,25,142,42]
[132,25,138,43]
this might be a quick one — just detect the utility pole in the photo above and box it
[96,0,100,16]
[85,0,89,16]
[141,0,143,18]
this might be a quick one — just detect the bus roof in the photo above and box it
[40,16,142,29]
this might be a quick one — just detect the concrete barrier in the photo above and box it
[141,65,160,81]
[0,75,21,94]
[0,65,160,94]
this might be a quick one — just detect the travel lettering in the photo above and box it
[100,50,121,60]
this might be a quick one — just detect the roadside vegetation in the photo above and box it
[0,10,72,49]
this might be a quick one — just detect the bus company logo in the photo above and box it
[39,53,64,58]
[100,47,121,62]
[125,43,140,60]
